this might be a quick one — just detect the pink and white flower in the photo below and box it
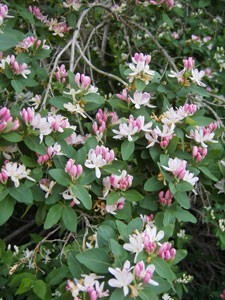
[134,261,158,286]
[3,162,35,187]
[129,91,155,109]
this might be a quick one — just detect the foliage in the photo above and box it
[0,1,225,300]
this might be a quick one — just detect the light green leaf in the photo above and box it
[171,249,187,265]
[0,30,25,51]
[83,93,105,105]
[16,278,33,295]
[97,225,117,247]
[174,206,197,223]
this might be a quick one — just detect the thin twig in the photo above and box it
[75,42,128,87]
[127,20,179,72]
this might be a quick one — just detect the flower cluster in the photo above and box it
[66,274,109,300]
[65,159,83,181]
[85,145,115,178]
[113,115,152,142]
[92,109,118,139]
[187,122,217,148]
[103,170,133,197]
[29,6,71,37]
[163,157,199,187]
[0,54,31,78]
[168,57,206,87]
[128,53,155,84]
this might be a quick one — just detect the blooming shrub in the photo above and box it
[0,1,225,299]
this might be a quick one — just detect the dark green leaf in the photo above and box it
[62,206,77,232]
[0,30,25,51]
[144,176,164,191]
[174,191,190,209]
[71,185,92,210]
[9,185,33,204]
[44,204,63,229]
[122,190,144,202]
[76,248,111,274]
[33,280,47,300]
[24,136,47,155]
[97,225,117,247]
[0,196,15,226]
[151,257,176,281]
[198,166,219,182]
[121,140,135,161]
[1,132,23,142]
[48,169,71,186]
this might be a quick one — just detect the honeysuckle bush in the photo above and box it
[0,1,225,300]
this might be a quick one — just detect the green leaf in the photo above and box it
[127,217,143,234]
[110,289,133,300]
[83,93,105,105]
[0,196,15,226]
[122,189,144,202]
[116,220,128,241]
[76,248,111,273]
[106,191,121,205]
[1,132,23,142]
[151,257,176,281]
[144,176,164,191]
[20,155,38,168]
[97,225,117,247]
[163,13,173,28]
[110,239,128,267]
[174,192,190,209]
[139,286,158,300]
[121,140,135,161]
[46,265,69,286]
[62,206,77,232]
[11,79,25,94]
[16,278,33,295]
[71,185,92,210]
[171,249,187,265]
[44,204,63,229]
[0,30,25,51]
[176,181,193,192]
[174,206,197,223]
[48,169,71,186]
[33,280,47,300]
[0,189,9,202]
[24,136,47,155]
[9,186,33,204]
[67,251,85,278]
[198,166,219,182]
[49,96,70,110]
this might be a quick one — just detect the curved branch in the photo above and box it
[127,20,179,72]
[75,41,128,87]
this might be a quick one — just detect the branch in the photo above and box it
[75,41,128,87]
[127,20,179,72]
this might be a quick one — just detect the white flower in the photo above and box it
[4,162,35,187]
[62,188,80,205]
[30,113,52,143]
[76,273,104,292]
[161,107,185,125]
[108,260,134,296]
[64,102,87,118]
[162,158,187,174]
[144,224,164,243]
[39,180,56,198]
[190,69,206,87]
[129,91,155,109]
[85,151,106,178]
[186,127,217,148]
[123,232,144,262]
[112,123,139,141]
[183,170,199,186]
[145,130,159,147]
[214,178,225,194]
[154,123,175,138]
[168,69,185,83]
